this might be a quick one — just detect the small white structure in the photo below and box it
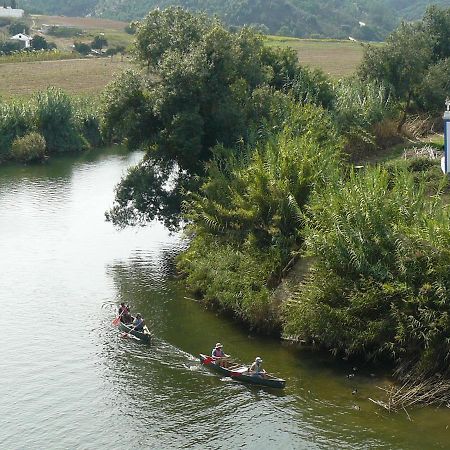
[359,21,366,27]
[0,6,24,18]
[10,33,32,49]
[348,36,357,42]
[442,98,450,174]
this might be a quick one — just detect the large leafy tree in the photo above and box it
[359,6,450,128]
[104,7,305,229]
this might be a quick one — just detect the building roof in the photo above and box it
[10,33,32,41]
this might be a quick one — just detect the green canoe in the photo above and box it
[200,354,286,389]
[119,322,151,343]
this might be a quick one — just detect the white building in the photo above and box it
[0,7,24,18]
[10,33,32,48]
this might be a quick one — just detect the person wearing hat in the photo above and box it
[118,302,132,324]
[132,313,145,332]
[249,357,265,376]
[211,343,229,367]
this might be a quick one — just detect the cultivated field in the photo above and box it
[32,15,127,31]
[0,58,130,98]
[265,36,368,77]
[30,15,133,51]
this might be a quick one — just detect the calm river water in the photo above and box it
[1,148,450,449]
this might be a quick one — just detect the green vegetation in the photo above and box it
[178,104,342,330]
[0,49,76,63]
[104,7,313,228]
[11,132,47,163]
[359,6,450,128]
[285,165,450,377]
[8,21,30,35]
[102,6,450,393]
[0,88,102,162]
[47,26,84,38]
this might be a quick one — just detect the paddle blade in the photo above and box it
[112,316,121,326]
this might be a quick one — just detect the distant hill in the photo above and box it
[20,0,450,40]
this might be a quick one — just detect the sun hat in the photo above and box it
[255,357,263,363]
[215,343,223,348]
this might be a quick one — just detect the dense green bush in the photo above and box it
[331,78,397,147]
[178,237,279,331]
[35,88,86,153]
[48,26,83,38]
[178,104,343,329]
[73,97,103,148]
[0,102,32,161]
[0,40,22,55]
[284,166,450,375]
[73,41,91,55]
[10,132,47,163]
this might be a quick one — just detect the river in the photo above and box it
[1,148,449,449]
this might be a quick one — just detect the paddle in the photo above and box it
[112,312,123,326]
[112,306,129,326]
[121,326,140,341]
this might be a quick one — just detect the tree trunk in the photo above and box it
[397,91,412,133]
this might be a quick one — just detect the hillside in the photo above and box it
[19,0,450,39]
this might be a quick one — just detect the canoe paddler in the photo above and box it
[118,302,132,324]
[211,343,229,367]
[249,357,266,377]
[132,313,145,332]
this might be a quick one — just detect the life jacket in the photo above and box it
[212,348,224,357]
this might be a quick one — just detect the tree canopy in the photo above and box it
[359,5,450,126]
[104,7,308,228]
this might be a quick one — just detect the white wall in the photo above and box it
[0,7,25,18]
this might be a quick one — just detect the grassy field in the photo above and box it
[0,15,371,98]
[31,15,133,51]
[0,58,130,98]
[265,36,367,77]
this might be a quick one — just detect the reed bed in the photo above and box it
[369,377,450,413]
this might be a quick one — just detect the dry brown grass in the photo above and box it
[265,37,369,77]
[0,58,131,98]
[32,15,128,31]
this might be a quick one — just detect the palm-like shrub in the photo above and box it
[185,104,342,247]
[284,166,450,375]
[179,104,343,330]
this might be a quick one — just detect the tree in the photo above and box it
[104,8,305,229]
[358,6,450,127]
[416,58,450,113]
[359,22,434,130]
[91,35,107,51]
[8,20,29,36]
[74,41,91,56]
[423,5,450,61]
[31,35,49,51]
